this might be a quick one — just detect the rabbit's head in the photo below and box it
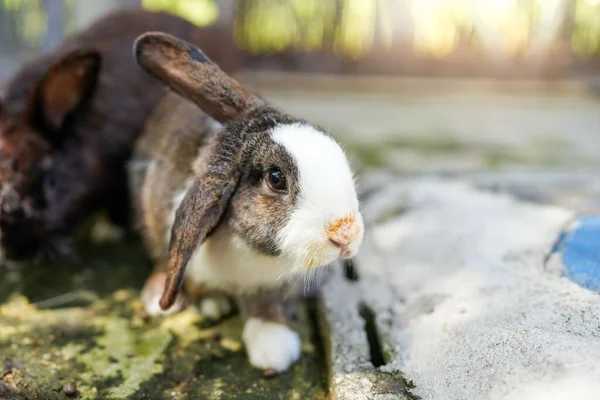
[0,50,101,260]
[134,33,364,310]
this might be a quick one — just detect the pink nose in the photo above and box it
[327,214,361,252]
[329,238,348,251]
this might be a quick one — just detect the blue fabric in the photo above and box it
[554,216,600,293]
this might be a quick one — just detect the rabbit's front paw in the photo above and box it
[242,318,301,373]
[90,218,125,243]
[200,295,233,321]
[141,272,186,316]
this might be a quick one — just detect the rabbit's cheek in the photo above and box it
[301,241,341,270]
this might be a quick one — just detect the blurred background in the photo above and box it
[1,0,600,173]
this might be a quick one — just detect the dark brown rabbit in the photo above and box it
[0,8,242,262]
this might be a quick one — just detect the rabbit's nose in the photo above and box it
[326,214,361,247]
[329,238,347,250]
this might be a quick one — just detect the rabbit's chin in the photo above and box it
[280,246,342,274]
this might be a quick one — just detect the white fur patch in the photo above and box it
[184,225,297,292]
[271,123,365,271]
[242,318,301,372]
[200,295,232,320]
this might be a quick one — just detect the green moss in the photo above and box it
[344,144,388,170]
[340,134,574,172]
[76,317,172,399]
[0,230,328,400]
[481,145,562,168]
[375,205,409,224]
[133,306,327,400]
[482,149,528,167]
[382,137,465,153]
[341,136,470,172]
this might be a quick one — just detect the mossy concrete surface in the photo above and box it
[0,237,327,400]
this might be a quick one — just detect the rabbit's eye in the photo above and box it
[266,167,287,192]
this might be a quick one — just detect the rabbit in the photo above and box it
[133,32,365,374]
[0,8,242,262]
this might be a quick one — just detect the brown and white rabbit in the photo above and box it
[133,32,364,373]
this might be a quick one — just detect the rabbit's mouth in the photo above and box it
[0,220,41,262]
[0,188,48,263]
[329,238,360,260]
[339,248,353,259]
[0,222,70,264]
[293,241,348,271]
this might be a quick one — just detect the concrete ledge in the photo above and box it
[321,171,600,400]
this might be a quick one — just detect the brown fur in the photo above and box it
[0,8,242,261]
[135,32,264,123]
[237,292,288,325]
[137,91,216,261]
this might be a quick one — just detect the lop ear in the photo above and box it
[134,32,265,124]
[26,50,101,144]
[160,137,244,310]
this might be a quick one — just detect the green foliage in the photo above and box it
[571,0,600,58]
[1,0,46,50]
[2,0,600,59]
[141,0,218,26]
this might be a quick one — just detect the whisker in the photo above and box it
[317,267,323,288]
[308,268,316,293]
[303,271,308,297]
[283,271,304,301]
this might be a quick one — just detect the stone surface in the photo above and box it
[320,172,600,400]
[318,267,417,400]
